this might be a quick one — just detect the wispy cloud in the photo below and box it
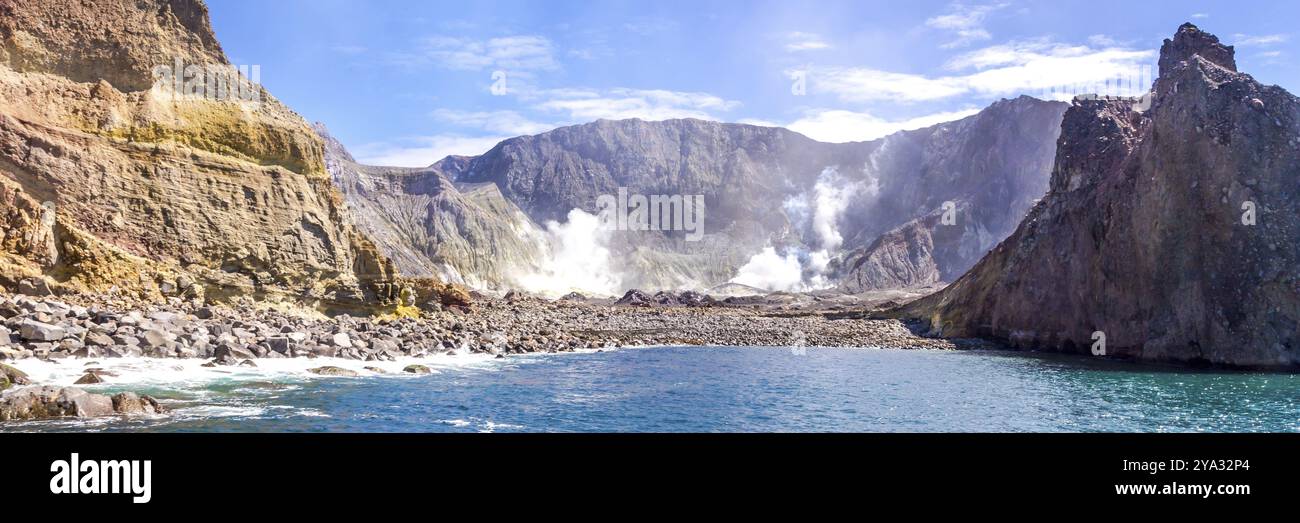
[925,2,1009,49]
[393,35,559,71]
[534,88,741,121]
[801,39,1154,103]
[785,108,981,143]
[432,109,555,136]
[785,32,832,52]
[1190,13,1210,19]
[1231,33,1289,47]
[353,134,509,167]
[359,87,742,166]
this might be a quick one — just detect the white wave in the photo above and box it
[2,352,502,390]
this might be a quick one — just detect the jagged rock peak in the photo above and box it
[1159,23,1236,76]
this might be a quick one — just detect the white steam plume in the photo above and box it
[514,209,622,297]
[736,166,869,291]
[729,247,805,292]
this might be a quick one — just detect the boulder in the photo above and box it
[402,364,432,374]
[73,372,104,385]
[17,278,53,296]
[18,320,66,342]
[214,343,256,361]
[84,332,115,347]
[0,386,116,420]
[266,336,292,354]
[140,329,172,348]
[615,289,651,307]
[308,366,359,377]
[0,363,31,391]
[110,392,165,415]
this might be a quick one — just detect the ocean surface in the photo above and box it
[2,346,1296,432]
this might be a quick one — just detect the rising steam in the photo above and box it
[513,209,622,297]
[729,166,872,291]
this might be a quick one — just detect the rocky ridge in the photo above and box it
[896,24,1300,369]
[316,124,546,289]
[336,98,1066,293]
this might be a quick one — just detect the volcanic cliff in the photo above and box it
[898,24,1300,369]
[346,98,1065,294]
[0,0,402,311]
[316,123,545,289]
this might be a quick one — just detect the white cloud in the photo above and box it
[803,40,1154,103]
[432,109,556,135]
[1190,13,1210,19]
[925,3,1009,49]
[1087,34,1119,47]
[785,108,980,143]
[535,88,741,121]
[398,35,558,71]
[359,86,742,166]
[786,32,831,52]
[800,66,968,103]
[352,134,507,167]
[1232,33,1288,47]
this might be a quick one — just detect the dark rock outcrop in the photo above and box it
[0,386,165,420]
[898,24,1300,369]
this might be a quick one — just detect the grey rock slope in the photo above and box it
[832,98,1066,291]
[315,124,544,289]
[446,97,1066,291]
[898,24,1300,369]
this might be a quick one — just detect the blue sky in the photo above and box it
[207,0,1300,166]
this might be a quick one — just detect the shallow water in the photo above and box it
[2,346,1296,432]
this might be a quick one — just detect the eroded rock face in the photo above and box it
[316,124,544,289]
[899,23,1300,369]
[0,0,398,310]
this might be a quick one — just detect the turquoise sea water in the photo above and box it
[3,346,1297,432]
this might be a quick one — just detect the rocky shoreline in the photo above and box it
[0,290,974,421]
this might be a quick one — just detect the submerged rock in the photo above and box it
[110,392,165,415]
[308,366,359,377]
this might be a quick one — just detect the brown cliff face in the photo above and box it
[898,24,1300,369]
[0,0,398,310]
